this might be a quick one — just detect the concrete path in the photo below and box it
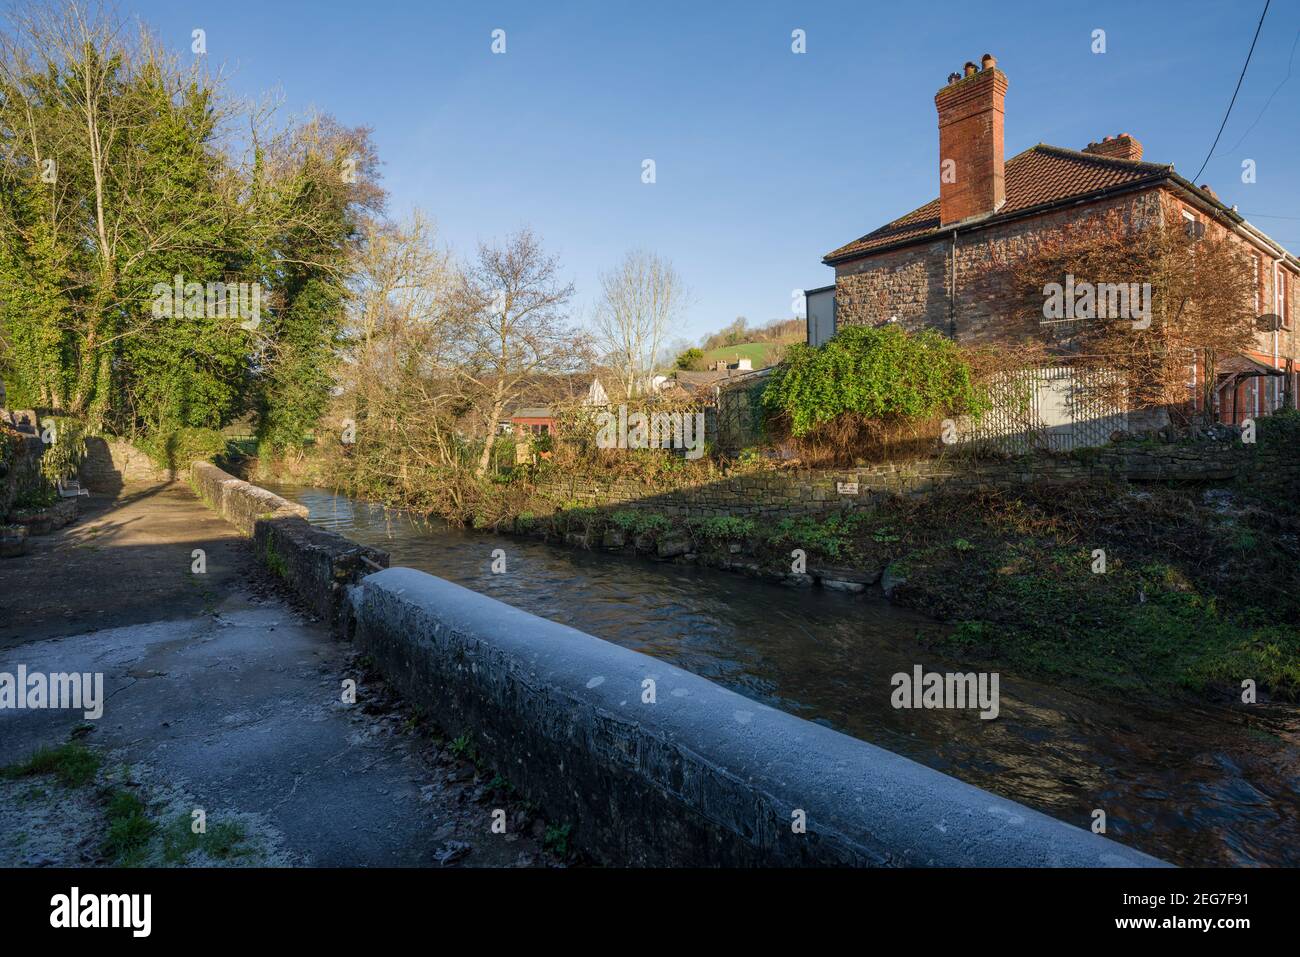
[0,484,551,868]
[1,483,247,652]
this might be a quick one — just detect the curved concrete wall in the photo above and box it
[348,566,1167,867]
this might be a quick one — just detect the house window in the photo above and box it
[1251,253,1261,314]
[1181,208,1197,237]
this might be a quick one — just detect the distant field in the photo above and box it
[696,337,800,369]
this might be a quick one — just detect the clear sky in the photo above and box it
[125,0,1300,345]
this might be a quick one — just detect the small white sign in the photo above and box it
[836,482,860,495]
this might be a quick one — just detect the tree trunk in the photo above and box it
[475,400,506,477]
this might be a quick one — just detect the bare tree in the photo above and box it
[329,212,470,484]
[347,211,454,377]
[1002,208,1258,425]
[592,250,688,398]
[454,228,585,477]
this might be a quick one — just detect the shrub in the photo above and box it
[609,510,671,536]
[13,484,58,511]
[762,324,987,437]
[674,347,704,370]
[690,515,757,542]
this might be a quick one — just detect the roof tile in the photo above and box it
[824,145,1171,262]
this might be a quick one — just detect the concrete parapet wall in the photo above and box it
[190,461,388,624]
[191,460,307,535]
[347,566,1167,868]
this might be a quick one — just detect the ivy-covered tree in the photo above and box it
[0,1,381,449]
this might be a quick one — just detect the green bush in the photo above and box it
[609,510,671,536]
[765,514,866,559]
[13,484,58,511]
[689,515,757,542]
[674,347,704,370]
[762,324,987,436]
[138,427,229,471]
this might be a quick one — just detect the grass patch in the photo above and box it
[1,742,100,787]
[102,789,155,866]
[263,538,288,578]
[887,484,1300,700]
[161,814,251,864]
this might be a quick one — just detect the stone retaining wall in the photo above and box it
[78,437,172,492]
[1,432,45,518]
[347,566,1166,868]
[190,462,389,625]
[542,441,1290,519]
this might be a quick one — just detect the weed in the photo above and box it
[1,742,100,788]
[102,789,155,866]
[543,822,573,857]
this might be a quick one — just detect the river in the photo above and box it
[267,483,1300,867]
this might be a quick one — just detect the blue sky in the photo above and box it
[127,0,1300,345]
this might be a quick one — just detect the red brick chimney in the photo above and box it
[1083,133,1143,162]
[935,53,1008,226]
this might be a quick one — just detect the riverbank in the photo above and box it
[511,476,1300,703]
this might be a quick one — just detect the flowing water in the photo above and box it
[268,484,1300,867]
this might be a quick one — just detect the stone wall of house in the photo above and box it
[536,440,1292,519]
[832,190,1163,345]
[831,185,1300,398]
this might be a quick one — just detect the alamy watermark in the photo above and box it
[0,666,103,719]
[595,405,705,460]
[891,665,999,720]
[1042,274,1151,329]
[151,275,262,330]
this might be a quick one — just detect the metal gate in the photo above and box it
[964,365,1127,453]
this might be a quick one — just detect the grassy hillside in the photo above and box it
[696,338,798,369]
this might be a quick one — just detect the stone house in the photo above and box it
[810,53,1300,430]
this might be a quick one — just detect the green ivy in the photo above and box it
[137,428,228,471]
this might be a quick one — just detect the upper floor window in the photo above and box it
[1251,253,1261,314]
[1181,208,1198,238]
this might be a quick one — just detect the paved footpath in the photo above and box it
[0,483,550,868]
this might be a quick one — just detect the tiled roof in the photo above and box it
[673,369,754,394]
[824,145,1172,262]
[509,407,553,419]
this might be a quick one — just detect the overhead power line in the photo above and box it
[1192,0,1271,184]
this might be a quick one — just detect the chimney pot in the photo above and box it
[964,61,978,76]
[981,53,996,69]
[1082,133,1144,162]
[948,72,961,85]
